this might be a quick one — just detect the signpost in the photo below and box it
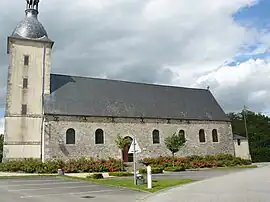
[128,137,141,185]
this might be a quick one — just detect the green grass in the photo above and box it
[199,165,258,171]
[0,174,58,179]
[62,176,193,193]
[216,165,258,169]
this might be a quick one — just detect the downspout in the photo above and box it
[41,43,46,162]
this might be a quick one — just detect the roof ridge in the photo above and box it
[50,73,208,91]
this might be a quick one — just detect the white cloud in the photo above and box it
[193,58,270,112]
[0,0,269,114]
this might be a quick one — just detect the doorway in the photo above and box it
[123,136,133,162]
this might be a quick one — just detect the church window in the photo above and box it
[179,130,185,138]
[95,129,104,144]
[21,104,27,115]
[23,78,28,88]
[212,129,218,142]
[66,128,75,144]
[199,129,206,142]
[24,55,29,66]
[152,129,160,144]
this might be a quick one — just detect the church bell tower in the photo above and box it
[3,0,54,161]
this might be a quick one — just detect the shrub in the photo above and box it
[86,173,104,179]
[141,154,252,169]
[164,166,185,172]
[0,157,122,174]
[109,172,133,177]
[139,167,163,174]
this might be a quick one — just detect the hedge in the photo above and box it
[139,167,163,174]
[141,154,252,169]
[164,166,185,172]
[0,157,122,174]
[0,154,252,174]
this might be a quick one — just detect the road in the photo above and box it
[142,164,270,202]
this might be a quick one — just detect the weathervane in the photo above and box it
[26,0,40,10]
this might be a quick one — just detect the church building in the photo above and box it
[4,1,243,162]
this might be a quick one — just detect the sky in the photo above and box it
[0,0,269,134]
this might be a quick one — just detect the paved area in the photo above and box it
[0,176,146,202]
[142,165,270,202]
[153,168,245,180]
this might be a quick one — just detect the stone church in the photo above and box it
[3,1,248,162]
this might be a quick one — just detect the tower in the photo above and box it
[3,0,54,161]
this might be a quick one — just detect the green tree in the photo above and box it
[165,132,186,166]
[228,111,270,162]
[115,134,132,171]
[0,134,3,162]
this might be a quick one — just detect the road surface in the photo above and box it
[142,164,270,202]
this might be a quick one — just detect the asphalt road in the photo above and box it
[142,164,270,202]
[0,176,146,202]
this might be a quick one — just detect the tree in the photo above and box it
[0,134,3,163]
[115,134,132,170]
[228,111,270,162]
[165,132,186,166]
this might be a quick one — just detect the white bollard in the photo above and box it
[147,165,152,189]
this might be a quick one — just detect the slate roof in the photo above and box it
[233,133,247,140]
[44,74,230,121]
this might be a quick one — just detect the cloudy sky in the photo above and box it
[0,0,270,133]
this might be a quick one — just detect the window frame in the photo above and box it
[152,129,160,144]
[23,78,28,89]
[95,129,104,144]
[24,55,29,66]
[21,104,27,115]
[66,128,76,145]
[212,129,218,142]
[199,129,206,143]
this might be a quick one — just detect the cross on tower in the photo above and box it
[26,0,40,10]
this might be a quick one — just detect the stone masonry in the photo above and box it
[44,115,235,161]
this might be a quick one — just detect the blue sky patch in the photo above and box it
[234,0,270,30]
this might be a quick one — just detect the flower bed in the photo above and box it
[141,154,252,169]
[0,157,122,174]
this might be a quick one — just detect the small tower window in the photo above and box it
[24,55,29,66]
[212,129,218,142]
[199,129,206,142]
[21,104,27,115]
[237,139,241,145]
[23,78,28,89]
[66,128,75,144]
[95,129,104,144]
[152,129,160,144]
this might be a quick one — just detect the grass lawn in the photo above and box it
[214,165,258,169]
[63,176,194,193]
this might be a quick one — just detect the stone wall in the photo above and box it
[234,139,251,160]
[44,115,235,161]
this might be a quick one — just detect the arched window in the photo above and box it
[179,130,185,138]
[199,129,206,142]
[95,129,104,144]
[212,129,218,142]
[152,129,160,144]
[66,128,75,144]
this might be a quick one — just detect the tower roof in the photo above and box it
[11,0,48,40]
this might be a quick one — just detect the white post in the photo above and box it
[147,165,152,189]
[133,137,137,185]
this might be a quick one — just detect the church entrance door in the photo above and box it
[123,136,133,162]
